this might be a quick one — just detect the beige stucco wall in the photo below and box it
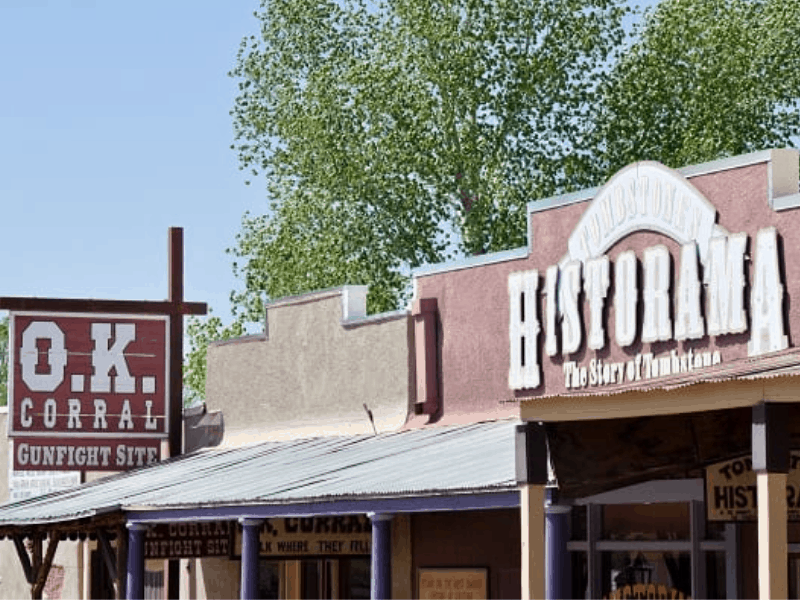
[0,407,81,600]
[206,287,415,445]
[180,556,240,600]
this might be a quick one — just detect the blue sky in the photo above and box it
[0,2,265,325]
[0,2,656,334]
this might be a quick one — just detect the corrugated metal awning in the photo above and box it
[0,419,520,527]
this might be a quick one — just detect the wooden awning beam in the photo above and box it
[32,532,59,600]
[97,530,118,582]
[12,534,33,584]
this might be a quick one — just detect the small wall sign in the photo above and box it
[705,451,800,521]
[418,568,488,600]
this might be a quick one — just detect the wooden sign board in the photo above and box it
[705,452,800,521]
[8,312,169,471]
[233,516,371,557]
[418,568,488,600]
[144,521,232,559]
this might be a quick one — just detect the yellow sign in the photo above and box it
[418,568,487,600]
[705,452,800,521]
[234,516,371,557]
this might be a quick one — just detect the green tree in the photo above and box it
[184,314,245,405]
[227,0,628,320]
[184,0,629,400]
[186,0,800,400]
[585,0,800,178]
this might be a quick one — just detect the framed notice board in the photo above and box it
[418,568,488,600]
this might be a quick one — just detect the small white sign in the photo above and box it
[8,467,81,502]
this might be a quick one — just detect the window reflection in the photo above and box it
[602,552,691,599]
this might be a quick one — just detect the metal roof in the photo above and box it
[0,419,520,527]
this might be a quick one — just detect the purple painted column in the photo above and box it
[240,518,263,600]
[126,523,148,600]
[369,513,392,599]
[545,492,571,600]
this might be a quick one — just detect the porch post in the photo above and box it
[240,518,263,600]
[545,492,570,600]
[752,401,788,600]
[369,513,393,599]
[126,523,147,600]
[517,422,548,600]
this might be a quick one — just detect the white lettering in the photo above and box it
[67,398,82,429]
[118,399,134,430]
[144,400,158,431]
[544,265,559,357]
[17,443,29,466]
[561,261,582,355]
[91,323,136,394]
[707,233,747,335]
[93,399,108,430]
[20,321,67,392]
[43,398,57,429]
[642,245,672,343]
[614,251,638,347]
[20,398,33,428]
[749,227,788,356]
[585,256,609,350]
[674,242,704,341]
[508,271,541,389]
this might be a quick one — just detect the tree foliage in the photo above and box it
[227,0,628,319]
[585,0,800,177]
[184,313,245,405]
[185,0,800,400]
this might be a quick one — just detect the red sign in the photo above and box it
[8,313,169,470]
[13,438,162,471]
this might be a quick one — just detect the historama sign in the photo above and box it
[8,313,169,471]
[507,161,788,393]
[410,150,800,416]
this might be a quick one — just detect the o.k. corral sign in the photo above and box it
[8,312,169,471]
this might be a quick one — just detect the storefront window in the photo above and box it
[571,505,587,541]
[704,520,726,541]
[601,551,691,599]
[339,558,370,599]
[570,552,588,599]
[704,551,726,599]
[258,560,281,599]
[790,554,800,599]
[300,558,370,599]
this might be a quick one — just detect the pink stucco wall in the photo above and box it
[414,155,800,417]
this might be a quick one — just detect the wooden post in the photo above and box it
[31,533,43,600]
[752,402,789,600]
[757,472,788,599]
[167,227,185,600]
[516,423,548,600]
[168,226,185,459]
[32,532,59,600]
[521,484,546,600]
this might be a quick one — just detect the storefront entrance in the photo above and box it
[257,558,370,599]
[566,479,800,599]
